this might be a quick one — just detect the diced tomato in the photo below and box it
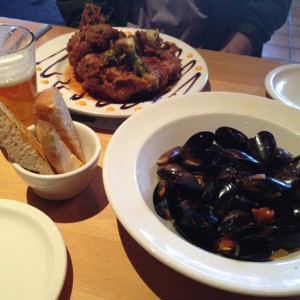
[252,207,274,224]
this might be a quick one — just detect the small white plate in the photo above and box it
[265,64,300,109]
[36,29,208,119]
[0,199,67,300]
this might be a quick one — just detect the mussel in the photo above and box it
[274,155,300,184]
[238,174,291,201]
[175,171,217,204]
[157,146,182,166]
[153,126,300,262]
[215,126,248,152]
[247,131,277,173]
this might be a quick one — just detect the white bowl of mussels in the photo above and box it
[103,92,300,297]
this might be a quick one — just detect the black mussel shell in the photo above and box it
[274,147,293,170]
[156,146,182,166]
[157,163,185,181]
[270,227,300,252]
[174,220,216,250]
[180,149,204,170]
[175,172,204,203]
[200,144,224,169]
[215,126,248,152]
[173,200,218,228]
[231,190,261,210]
[210,161,253,184]
[182,131,215,156]
[274,155,300,185]
[153,179,177,220]
[220,223,300,261]
[247,131,277,173]
[281,179,300,204]
[213,183,237,219]
[230,232,274,261]
[217,209,253,235]
[175,171,217,205]
[238,174,291,201]
[174,201,219,249]
[222,148,261,172]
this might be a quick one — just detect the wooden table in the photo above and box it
[0,17,297,300]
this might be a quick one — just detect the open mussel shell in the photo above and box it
[210,162,253,184]
[157,163,186,181]
[220,231,275,261]
[180,150,204,170]
[153,179,178,220]
[220,220,300,261]
[175,171,217,205]
[173,200,219,249]
[179,131,216,170]
[156,146,182,166]
[274,155,300,185]
[218,233,274,261]
[238,174,291,201]
[217,209,253,236]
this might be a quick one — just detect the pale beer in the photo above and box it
[0,25,37,126]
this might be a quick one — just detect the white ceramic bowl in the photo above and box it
[13,121,101,200]
[103,92,300,297]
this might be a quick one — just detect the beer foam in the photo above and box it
[0,43,36,87]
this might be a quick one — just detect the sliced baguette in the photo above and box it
[33,88,85,163]
[0,101,55,175]
[36,120,84,174]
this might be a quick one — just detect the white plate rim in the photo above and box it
[0,199,67,300]
[265,63,300,108]
[36,29,208,119]
[103,91,300,297]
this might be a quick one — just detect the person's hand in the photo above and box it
[221,32,253,56]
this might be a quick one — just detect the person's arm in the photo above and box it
[222,0,292,56]
[221,32,253,55]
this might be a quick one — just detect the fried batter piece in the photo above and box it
[67,4,124,68]
[79,2,105,27]
[66,3,182,103]
[135,30,182,85]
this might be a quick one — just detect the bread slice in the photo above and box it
[36,120,84,174]
[0,101,55,175]
[33,88,85,163]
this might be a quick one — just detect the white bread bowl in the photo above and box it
[12,121,101,200]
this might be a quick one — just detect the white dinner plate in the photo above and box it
[265,64,300,109]
[36,29,208,119]
[0,199,67,300]
[103,92,300,297]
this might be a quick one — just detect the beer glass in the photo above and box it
[0,25,37,126]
